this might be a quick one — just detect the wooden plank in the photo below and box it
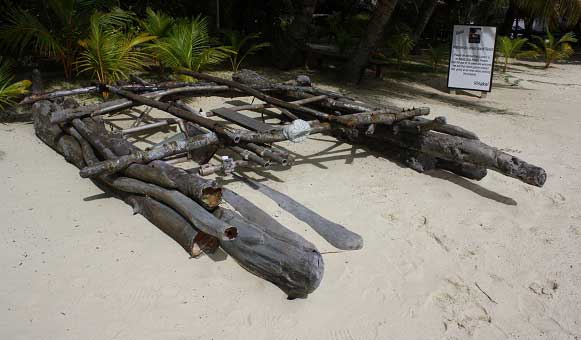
[211,107,274,132]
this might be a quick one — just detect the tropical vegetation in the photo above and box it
[222,31,270,72]
[0,58,31,110]
[148,16,232,79]
[76,10,156,86]
[530,30,578,68]
[0,0,577,92]
[497,36,538,72]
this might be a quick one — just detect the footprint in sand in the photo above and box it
[528,280,558,299]
[546,192,566,206]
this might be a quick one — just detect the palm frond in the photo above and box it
[150,16,230,76]
[530,29,577,68]
[0,7,63,57]
[76,13,154,85]
[0,58,30,109]
[222,30,269,72]
[142,8,175,38]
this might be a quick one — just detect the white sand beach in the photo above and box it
[1,61,580,340]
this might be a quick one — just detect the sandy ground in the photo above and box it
[1,60,580,340]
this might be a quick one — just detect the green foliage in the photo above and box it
[76,11,156,86]
[426,45,447,71]
[149,16,232,78]
[222,31,270,72]
[389,33,415,68]
[327,12,370,53]
[530,30,578,68]
[0,58,31,110]
[0,0,118,79]
[516,0,581,29]
[497,36,538,72]
[141,7,175,38]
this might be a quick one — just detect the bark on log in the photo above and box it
[396,117,479,140]
[126,196,219,257]
[182,71,402,128]
[34,100,220,256]
[69,119,234,239]
[50,85,234,124]
[436,159,488,181]
[369,127,546,187]
[232,69,428,122]
[215,207,324,298]
[103,175,237,240]
[107,86,241,141]
[74,118,222,209]
[230,146,271,168]
[79,132,220,178]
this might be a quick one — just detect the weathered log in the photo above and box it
[125,196,219,257]
[397,117,479,140]
[34,100,220,256]
[22,86,99,104]
[215,207,324,298]
[239,176,364,250]
[369,127,546,187]
[78,132,220,178]
[76,118,222,209]
[436,159,488,180]
[101,174,238,240]
[121,119,179,135]
[70,120,233,240]
[230,146,271,168]
[244,143,289,166]
[198,160,249,176]
[231,70,429,125]
[107,86,242,141]
[233,69,347,99]
[49,84,234,124]
[72,118,223,210]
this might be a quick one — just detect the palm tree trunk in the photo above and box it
[413,0,438,42]
[500,1,516,36]
[345,0,399,83]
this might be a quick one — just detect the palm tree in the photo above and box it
[149,16,232,79]
[222,31,270,72]
[140,8,175,38]
[0,58,31,110]
[530,30,577,68]
[0,0,118,79]
[497,36,538,72]
[76,11,156,88]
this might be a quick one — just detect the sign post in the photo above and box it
[447,25,497,97]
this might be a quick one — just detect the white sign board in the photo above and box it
[447,25,497,92]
